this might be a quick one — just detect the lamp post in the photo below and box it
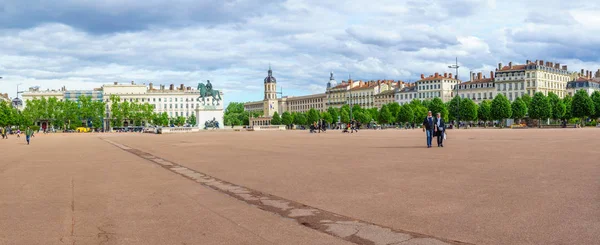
[448,57,460,128]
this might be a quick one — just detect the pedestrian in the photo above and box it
[434,113,445,147]
[25,126,33,145]
[1,127,5,139]
[16,129,21,138]
[422,111,434,148]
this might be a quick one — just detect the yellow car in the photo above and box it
[76,127,91,133]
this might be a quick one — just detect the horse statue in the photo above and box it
[197,80,222,105]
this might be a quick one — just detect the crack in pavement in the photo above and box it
[101,138,473,245]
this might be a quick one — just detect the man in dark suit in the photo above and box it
[422,111,434,148]
[434,113,445,147]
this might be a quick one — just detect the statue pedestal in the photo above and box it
[195,104,224,129]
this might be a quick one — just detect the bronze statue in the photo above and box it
[197,80,222,105]
[204,118,219,130]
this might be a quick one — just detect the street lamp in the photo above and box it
[448,57,460,128]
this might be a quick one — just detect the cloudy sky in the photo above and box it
[1,0,600,104]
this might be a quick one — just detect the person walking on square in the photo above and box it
[434,113,445,147]
[25,126,33,145]
[16,129,21,138]
[1,127,5,139]
[422,111,434,148]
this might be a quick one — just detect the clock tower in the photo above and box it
[263,66,278,117]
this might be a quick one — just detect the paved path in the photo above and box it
[0,134,352,245]
[110,129,600,244]
[2,129,600,244]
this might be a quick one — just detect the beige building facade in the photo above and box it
[457,71,496,103]
[494,60,572,101]
[415,73,460,102]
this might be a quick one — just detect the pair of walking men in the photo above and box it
[422,111,445,148]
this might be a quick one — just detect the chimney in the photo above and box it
[490,71,494,79]
[498,63,503,70]
[509,62,513,69]
[596,69,600,78]
[562,65,567,70]
[169,84,174,90]
[581,69,585,76]
[539,60,544,66]
[149,83,153,90]
[526,60,531,64]
[131,81,134,85]
[421,74,425,79]
[555,63,560,69]
[477,72,482,80]
[114,82,118,85]
[444,73,448,78]
[187,86,191,90]
[435,72,439,77]
[180,84,184,90]
[449,73,452,79]
[549,62,553,68]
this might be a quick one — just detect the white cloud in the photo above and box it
[1,0,600,104]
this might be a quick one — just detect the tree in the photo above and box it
[327,107,339,124]
[281,111,293,126]
[562,95,573,122]
[306,108,320,125]
[187,113,197,126]
[529,92,552,127]
[367,108,379,121]
[459,98,478,122]
[340,110,350,124]
[521,93,532,115]
[448,96,462,121]
[548,92,565,121]
[354,110,371,125]
[412,104,428,125]
[491,94,512,121]
[478,100,492,124]
[271,111,282,125]
[428,97,448,121]
[378,104,393,124]
[387,102,401,121]
[572,89,595,126]
[397,104,414,125]
[224,102,247,126]
[511,97,527,122]
[321,111,333,124]
[591,91,600,119]
[293,112,307,126]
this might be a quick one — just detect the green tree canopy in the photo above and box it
[428,97,448,121]
[397,104,414,124]
[378,104,393,124]
[591,91,600,119]
[340,110,350,123]
[448,96,462,121]
[478,100,492,122]
[321,111,333,124]
[459,98,478,121]
[306,108,320,125]
[354,110,371,124]
[529,92,552,123]
[327,107,339,123]
[271,111,282,125]
[548,92,565,120]
[562,95,573,120]
[293,112,307,125]
[491,93,512,120]
[572,89,595,125]
[511,97,527,120]
[281,111,293,125]
[521,93,532,114]
[387,102,401,120]
[187,113,197,126]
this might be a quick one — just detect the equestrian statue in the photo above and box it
[197,80,222,105]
